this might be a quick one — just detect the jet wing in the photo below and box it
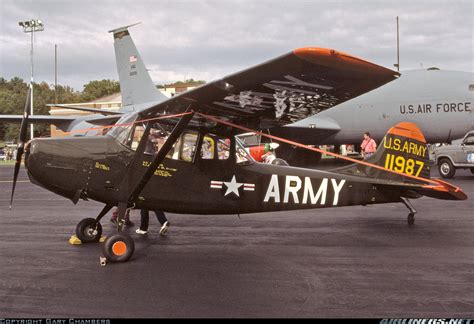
[46,104,124,115]
[142,47,399,131]
[0,115,78,126]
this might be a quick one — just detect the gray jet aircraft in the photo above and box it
[271,68,473,165]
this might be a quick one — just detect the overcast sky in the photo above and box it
[0,0,472,91]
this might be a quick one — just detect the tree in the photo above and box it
[80,79,120,101]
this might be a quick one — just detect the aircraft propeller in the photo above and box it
[10,85,32,209]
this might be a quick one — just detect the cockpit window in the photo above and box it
[235,137,254,164]
[109,116,198,163]
[107,113,138,140]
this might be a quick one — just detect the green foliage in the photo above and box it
[81,79,120,102]
[0,77,120,141]
[164,78,206,87]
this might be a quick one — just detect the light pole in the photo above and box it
[18,19,44,140]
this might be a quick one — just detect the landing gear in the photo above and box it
[401,197,417,226]
[76,218,102,243]
[74,204,113,243]
[102,232,135,263]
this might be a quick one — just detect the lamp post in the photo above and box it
[18,19,44,140]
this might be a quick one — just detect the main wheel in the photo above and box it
[470,168,474,174]
[102,233,135,263]
[407,213,415,226]
[438,158,455,178]
[76,218,102,243]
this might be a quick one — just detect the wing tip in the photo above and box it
[293,47,400,77]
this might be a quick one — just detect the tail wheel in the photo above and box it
[438,158,455,178]
[407,213,415,226]
[103,233,135,263]
[76,218,102,243]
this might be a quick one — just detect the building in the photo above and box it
[48,92,122,137]
[48,80,205,137]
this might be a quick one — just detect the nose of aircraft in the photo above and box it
[23,137,86,200]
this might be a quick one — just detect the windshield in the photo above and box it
[107,113,139,140]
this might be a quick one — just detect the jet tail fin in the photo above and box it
[109,23,167,110]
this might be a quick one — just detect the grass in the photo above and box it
[0,160,17,166]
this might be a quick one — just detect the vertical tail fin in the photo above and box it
[338,122,432,182]
[109,23,167,110]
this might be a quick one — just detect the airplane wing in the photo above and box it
[0,115,78,125]
[142,47,400,130]
[46,104,124,115]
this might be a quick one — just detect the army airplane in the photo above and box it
[11,46,467,264]
[272,68,474,165]
[0,23,167,136]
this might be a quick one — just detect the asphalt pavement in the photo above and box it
[0,162,473,318]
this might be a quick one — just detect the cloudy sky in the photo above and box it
[0,0,472,91]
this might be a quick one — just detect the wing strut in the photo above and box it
[114,107,195,230]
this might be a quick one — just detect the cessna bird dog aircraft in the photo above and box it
[10,36,467,264]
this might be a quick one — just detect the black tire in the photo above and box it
[102,233,135,263]
[438,158,455,179]
[407,213,415,226]
[76,218,102,243]
[271,158,289,166]
[470,168,474,174]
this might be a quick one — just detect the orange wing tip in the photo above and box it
[293,47,400,76]
[387,122,426,143]
[423,179,468,200]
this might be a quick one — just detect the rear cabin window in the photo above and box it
[200,135,231,160]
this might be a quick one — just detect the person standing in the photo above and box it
[136,209,169,235]
[361,132,377,159]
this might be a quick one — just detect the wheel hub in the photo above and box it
[440,163,450,175]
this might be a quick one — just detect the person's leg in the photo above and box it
[154,211,169,236]
[139,209,150,231]
[124,209,134,227]
[110,208,118,224]
[154,210,168,225]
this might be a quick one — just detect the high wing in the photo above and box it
[142,47,400,131]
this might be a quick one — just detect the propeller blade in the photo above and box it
[10,85,31,209]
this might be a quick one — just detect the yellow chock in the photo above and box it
[69,235,82,245]
[68,235,107,245]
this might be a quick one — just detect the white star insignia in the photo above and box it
[223,175,243,197]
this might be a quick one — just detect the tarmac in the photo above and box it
[0,162,473,318]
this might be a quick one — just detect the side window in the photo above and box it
[217,138,231,160]
[181,133,198,162]
[201,136,215,159]
[464,135,474,145]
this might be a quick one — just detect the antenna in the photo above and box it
[394,16,400,71]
